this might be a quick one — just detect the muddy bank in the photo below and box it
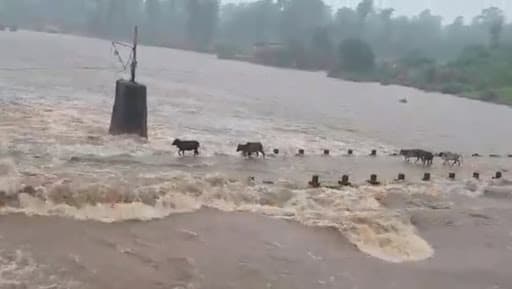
[0,208,511,289]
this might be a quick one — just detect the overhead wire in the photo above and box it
[0,41,133,73]
[0,66,116,72]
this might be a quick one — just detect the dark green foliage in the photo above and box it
[473,7,505,48]
[279,0,329,42]
[356,0,373,21]
[186,0,219,51]
[219,0,280,48]
[337,38,375,72]
[309,27,335,69]
[215,43,241,59]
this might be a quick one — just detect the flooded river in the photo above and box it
[1,31,512,289]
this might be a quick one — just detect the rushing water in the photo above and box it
[1,31,512,289]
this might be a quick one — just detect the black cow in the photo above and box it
[400,149,434,166]
[237,142,265,158]
[421,151,434,166]
[172,139,200,156]
[400,149,422,162]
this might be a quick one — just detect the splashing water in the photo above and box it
[0,159,441,263]
[2,32,512,266]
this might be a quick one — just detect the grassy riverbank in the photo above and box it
[216,42,512,106]
[328,45,512,106]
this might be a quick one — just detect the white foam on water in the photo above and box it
[0,159,21,196]
[1,164,439,263]
[342,211,434,263]
[0,97,396,160]
[0,90,504,264]
[0,248,82,289]
[2,156,509,264]
[3,32,512,268]
[10,195,196,223]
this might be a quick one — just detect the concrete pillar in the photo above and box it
[109,79,148,138]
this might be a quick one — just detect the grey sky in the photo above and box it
[223,0,512,23]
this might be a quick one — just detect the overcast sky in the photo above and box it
[223,0,512,23]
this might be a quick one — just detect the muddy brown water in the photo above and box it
[1,31,512,289]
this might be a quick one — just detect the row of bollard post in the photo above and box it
[308,171,503,188]
[272,148,512,158]
[473,153,512,158]
[274,148,370,156]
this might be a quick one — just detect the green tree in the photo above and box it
[161,0,187,44]
[88,0,108,35]
[0,0,27,25]
[356,0,373,21]
[219,0,280,48]
[310,26,334,69]
[144,0,162,43]
[334,7,360,39]
[280,0,330,43]
[474,7,505,48]
[337,38,375,72]
[186,0,219,51]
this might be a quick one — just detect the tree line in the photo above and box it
[0,0,508,57]
[1,0,512,104]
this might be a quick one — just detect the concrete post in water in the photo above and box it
[367,174,380,185]
[449,172,456,180]
[297,149,305,156]
[323,149,330,156]
[473,172,480,180]
[494,171,503,179]
[370,150,377,156]
[397,173,405,181]
[109,26,148,138]
[109,80,147,138]
[339,175,351,186]
[309,175,320,188]
[273,149,279,155]
[347,149,353,156]
[422,173,431,181]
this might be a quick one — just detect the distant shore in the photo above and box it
[216,49,512,107]
[5,28,511,107]
[327,69,512,107]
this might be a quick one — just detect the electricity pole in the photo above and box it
[130,26,138,83]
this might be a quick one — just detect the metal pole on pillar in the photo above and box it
[131,26,138,83]
[109,26,148,138]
